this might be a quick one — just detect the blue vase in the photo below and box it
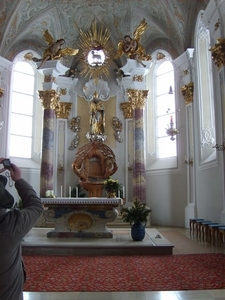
[131,222,145,241]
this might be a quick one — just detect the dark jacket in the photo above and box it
[0,179,44,300]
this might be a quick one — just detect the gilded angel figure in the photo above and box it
[35,30,79,69]
[115,19,151,67]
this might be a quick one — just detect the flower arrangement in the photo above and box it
[103,177,121,192]
[121,198,151,225]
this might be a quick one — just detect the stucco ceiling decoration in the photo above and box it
[0,0,209,65]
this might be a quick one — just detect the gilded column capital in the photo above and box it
[120,102,133,119]
[181,82,194,105]
[55,102,72,119]
[127,88,149,109]
[39,89,60,110]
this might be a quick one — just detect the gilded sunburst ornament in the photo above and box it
[77,18,115,79]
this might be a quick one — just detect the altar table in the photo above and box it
[41,197,123,238]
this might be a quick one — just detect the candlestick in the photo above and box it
[76,187,78,198]
[60,185,63,198]
[69,186,71,198]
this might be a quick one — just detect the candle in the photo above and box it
[60,185,63,198]
[69,186,71,198]
[170,115,173,123]
[123,186,125,198]
[118,190,120,198]
[76,187,78,198]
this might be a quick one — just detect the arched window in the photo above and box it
[146,52,177,171]
[156,61,177,158]
[9,52,43,166]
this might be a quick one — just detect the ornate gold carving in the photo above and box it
[35,29,79,69]
[24,52,33,60]
[157,52,166,60]
[133,74,144,82]
[68,116,81,150]
[183,68,189,76]
[44,75,56,83]
[0,88,4,98]
[72,142,118,182]
[181,82,194,104]
[68,213,93,231]
[59,88,67,95]
[115,19,152,67]
[38,89,60,109]
[77,18,115,79]
[127,88,149,109]
[215,19,220,31]
[120,102,133,119]
[112,117,123,142]
[55,102,72,119]
[209,38,225,70]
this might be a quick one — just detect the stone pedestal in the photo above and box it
[41,197,123,238]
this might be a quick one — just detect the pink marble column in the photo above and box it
[39,90,60,197]
[127,89,149,203]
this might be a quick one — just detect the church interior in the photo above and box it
[1,0,225,299]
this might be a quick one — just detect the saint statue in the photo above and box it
[89,92,105,135]
[115,19,151,67]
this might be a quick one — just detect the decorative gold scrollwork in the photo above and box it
[181,82,194,105]
[209,38,225,70]
[120,102,133,119]
[55,102,72,119]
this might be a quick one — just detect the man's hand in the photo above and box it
[9,163,22,182]
[0,157,7,173]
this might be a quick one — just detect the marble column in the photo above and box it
[127,88,149,202]
[39,90,60,197]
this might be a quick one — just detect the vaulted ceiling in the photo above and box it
[0,0,209,71]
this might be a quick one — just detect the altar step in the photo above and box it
[22,227,174,256]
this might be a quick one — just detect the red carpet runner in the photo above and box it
[23,253,225,292]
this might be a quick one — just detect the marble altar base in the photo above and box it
[41,198,123,238]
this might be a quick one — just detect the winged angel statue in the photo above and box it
[35,30,79,69]
[115,19,151,67]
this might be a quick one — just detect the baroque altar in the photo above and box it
[42,197,123,238]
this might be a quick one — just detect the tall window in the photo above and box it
[10,61,34,158]
[9,53,43,165]
[156,61,177,158]
[146,52,177,170]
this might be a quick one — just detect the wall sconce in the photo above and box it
[213,143,225,151]
[185,156,193,167]
[166,115,179,141]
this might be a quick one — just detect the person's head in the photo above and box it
[0,175,14,209]
[124,35,132,43]
[57,39,65,45]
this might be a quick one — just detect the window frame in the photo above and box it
[9,51,43,168]
[145,51,178,173]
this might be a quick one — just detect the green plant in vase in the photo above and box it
[121,198,151,241]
